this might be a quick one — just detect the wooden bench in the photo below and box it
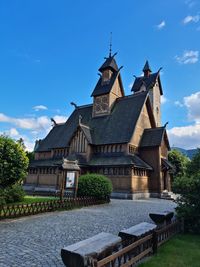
[61,232,121,267]
[149,211,174,226]
[118,222,157,242]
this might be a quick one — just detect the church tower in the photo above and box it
[91,53,125,117]
[131,60,163,126]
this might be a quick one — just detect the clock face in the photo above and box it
[95,95,109,114]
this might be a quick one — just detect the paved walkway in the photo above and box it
[0,199,176,267]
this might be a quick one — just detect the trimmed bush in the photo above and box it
[4,184,25,204]
[77,173,112,199]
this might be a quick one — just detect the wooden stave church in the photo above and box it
[25,53,173,199]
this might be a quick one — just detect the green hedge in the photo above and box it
[0,184,25,206]
[77,173,112,199]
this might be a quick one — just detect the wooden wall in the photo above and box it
[139,147,161,193]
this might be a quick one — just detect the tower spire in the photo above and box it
[143,60,152,77]
[109,32,112,58]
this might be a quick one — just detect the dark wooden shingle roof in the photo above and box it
[131,72,163,95]
[140,127,166,148]
[98,56,119,73]
[36,91,149,152]
[89,154,153,170]
[91,71,118,97]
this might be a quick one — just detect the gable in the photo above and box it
[109,74,124,106]
[69,126,88,154]
[129,98,154,147]
[140,127,170,152]
[131,72,163,95]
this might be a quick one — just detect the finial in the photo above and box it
[109,32,112,58]
[164,121,169,128]
[51,118,57,126]
[79,115,82,124]
[70,102,78,109]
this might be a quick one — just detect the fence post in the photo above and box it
[152,231,158,254]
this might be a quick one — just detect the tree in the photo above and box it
[0,135,29,188]
[186,148,200,176]
[26,151,34,162]
[168,149,189,177]
[173,148,200,233]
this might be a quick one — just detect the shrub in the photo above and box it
[4,184,25,203]
[0,189,6,207]
[77,173,112,199]
[173,173,200,234]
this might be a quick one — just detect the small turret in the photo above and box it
[143,60,152,77]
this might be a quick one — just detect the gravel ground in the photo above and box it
[0,198,176,267]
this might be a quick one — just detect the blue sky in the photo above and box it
[0,0,200,150]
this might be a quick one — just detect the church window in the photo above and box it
[119,168,123,175]
[113,168,117,175]
[109,168,113,175]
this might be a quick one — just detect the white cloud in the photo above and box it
[175,50,199,64]
[184,91,200,122]
[168,124,200,149]
[174,100,184,107]
[183,15,200,24]
[33,105,48,111]
[0,113,68,150]
[0,113,51,132]
[8,128,20,137]
[156,21,166,30]
[168,91,200,149]
[53,115,68,124]
[161,95,167,104]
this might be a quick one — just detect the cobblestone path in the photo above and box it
[0,199,176,267]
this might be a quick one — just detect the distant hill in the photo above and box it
[172,147,198,159]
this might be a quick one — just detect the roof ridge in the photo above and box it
[77,104,93,109]
[117,91,148,101]
[144,126,165,131]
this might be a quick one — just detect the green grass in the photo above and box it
[9,195,59,205]
[140,234,200,267]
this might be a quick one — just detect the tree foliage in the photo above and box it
[173,149,200,233]
[168,149,189,177]
[77,173,112,199]
[186,148,200,176]
[0,135,29,188]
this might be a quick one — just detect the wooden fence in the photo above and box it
[0,197,109,220]
[92,220,180,267]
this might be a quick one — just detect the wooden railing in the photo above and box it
[92,220,180,267]
[0,197,109,220]
[155,220,180,248]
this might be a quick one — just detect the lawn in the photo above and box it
[10,195,59,205]
[140,234,200,267]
